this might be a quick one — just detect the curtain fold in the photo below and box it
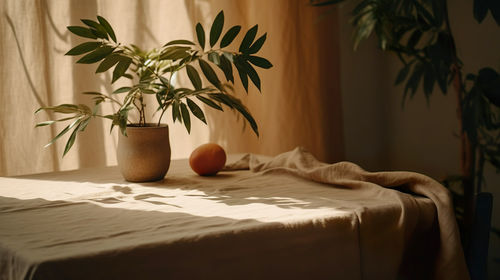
[186,0,344,163]
[0,0,343,176]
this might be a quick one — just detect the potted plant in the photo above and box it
[311,0,500,254]
[35,11,272,182]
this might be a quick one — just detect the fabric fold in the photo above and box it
[224,146,469,280]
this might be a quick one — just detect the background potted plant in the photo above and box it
[35,11,272,182]
[311,0,499,276]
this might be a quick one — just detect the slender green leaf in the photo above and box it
[395,63,411,85]
[97,16,117,42]
[76,46,114,64]
[474,0,489,23]
[247,33,267,54]
[113,87,132,94]
[112,57,132,83]
[196,23,205,49]
[67,26,97,39]
[36,120,56,127]
[172,101,181,123]
[186,98,207,124]
[63,122,82,156]
[196,95,223,111]
[423,64,435,98]
[220,25,241,48]
[221,93,259,136]
[44,117,81,148]
[407,29,422,49]
[239,25,258,53]
[247,55,273,69]
[234,58,249,92]
[218,54,234,83]
[160,46,191,60]
[81,19,108,39]
[95,53,122,73]
[210,93,233,108]
[199,59,221,88]
[186,65,202,90]
[66,42,102,56]
[242,60,261,91]
[180,102,191,133]
[159,76,170,87]
[210,11,225,47]
[164,39,195,47]
[38,104,79,114]
[310,0,346,6]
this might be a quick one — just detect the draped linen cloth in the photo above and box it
[0,148,468,279]
[225,147,470,280]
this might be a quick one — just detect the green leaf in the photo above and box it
[310,0,346,6]
[403,62,425,103]
[160,46,191,60]
[186,65,202,90]
[97,16,117,42]
[95,53,122,73]
[234,58,249,92]
[474,0,489,23]
[219,93,259,136]
[243,60,261,91]
[210,93,234,108]
[36,120,56,127]
[247,33,267,54]
[76,46,114,64]
[196,95,223,111]
[423,64,435,99]
[220,25,241,48]
[66,42,102,56]
[112,57,132,83]
[196,23,205,49]
[407,29,422,49]
[81,19,108,39]
[199,59,221,88]
[63,122,82,156]
[44,117,80,148]
[186,98,206,124]
[159,76,170,87]
[180,102,191,133]
[210,11,225,47]
[218,54,234,83]
[38,104,80,114]
[239,25,258,53]
[113,87,132,94]
[67,26,97,39]
[172,101,181,123]
[247,55,273,69]
[395,63,411,85]
[163,39,195,47]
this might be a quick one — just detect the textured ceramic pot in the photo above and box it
[117,124,171,182]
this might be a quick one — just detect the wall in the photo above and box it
[339,0,500,278]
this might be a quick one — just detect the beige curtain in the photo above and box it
[186,0,344,163]
[0,0,343,176]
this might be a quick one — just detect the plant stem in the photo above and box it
[444,0,476,243]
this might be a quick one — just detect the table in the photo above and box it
[0,150,468,280]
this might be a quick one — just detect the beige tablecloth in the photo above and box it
[0,148,468,280]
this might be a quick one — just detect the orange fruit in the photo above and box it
[189,143,227,176]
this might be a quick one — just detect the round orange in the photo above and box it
[189,143,227,176]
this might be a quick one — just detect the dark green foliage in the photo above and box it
[311,0,500,223]
[37,13,272,156]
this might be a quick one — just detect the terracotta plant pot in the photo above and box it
[117,124,171,182]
